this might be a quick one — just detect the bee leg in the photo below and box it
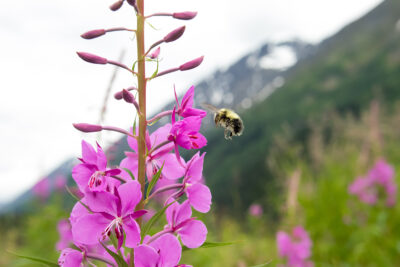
[224,129,232,140]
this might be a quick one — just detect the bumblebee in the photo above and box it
[202,103,244,140]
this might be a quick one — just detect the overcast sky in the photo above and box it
[0,0,384,204]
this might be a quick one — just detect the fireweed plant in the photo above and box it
[57,1,211,266]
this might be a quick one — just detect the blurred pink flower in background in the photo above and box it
[249,203,263,217]
[277,226,313,267]
[56,219,73,251]
[32,177,50,200]
[349,159,396,206]
[55,175,67,191]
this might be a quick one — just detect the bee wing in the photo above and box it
[201,103,219,113]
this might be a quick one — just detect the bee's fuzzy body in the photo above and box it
[213,108,244,140]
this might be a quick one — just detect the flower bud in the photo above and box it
[172,11,197,20]
[122,89,135,103]
[149,47,160,59]
[163,26,185,43]
[114,87,137,100]
[73,123,102,132]
[81,29,106,39]
[76,52,108,64]
[179,56,204,71]
[110,0,124,11]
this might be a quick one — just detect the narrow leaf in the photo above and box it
[122,168,136,180]
[100,242,129,267]
[149,59,159,79]
[141,201,175,240]
[200,241,236,248]
[146,162,164,199]
[8,251,59,267]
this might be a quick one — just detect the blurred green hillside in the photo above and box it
[204,0,400,220]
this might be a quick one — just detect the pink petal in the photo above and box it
[72,214,109,245]
[134,245,159,267]
[166,201,180,226]
[190,132,207,149]
[186,183,211,213]
[179,219,207,248]
[150,123,173,149]
[96,142,107,170]
[69,199,90,225]
[120,153,139,180]
[127,128,139,152]
[124,219,141,248]
[118,180,142,215]
[58,248,83,267]
[174,200,192,224]
[150,234,181,266]
[157,153,185,180]
[81,140,97,165]
[186,152,205,183]
[72,164,97,192]
[181,107,207,118]
[85,191,118,216]
[181,85,195,110]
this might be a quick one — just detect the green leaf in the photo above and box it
[146,162,164,199]
[146,21,159,30]
[100,242,129,267]
[183,241,236,251]
[141,201,175,240]
[131,60,137,72]
[65,186,91,212]
[199,241,236,248]
[149,59,159,79]
[8,251,59,267]
[122,168,136,180]
[147,118,160,126]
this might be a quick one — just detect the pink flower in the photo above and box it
[55,175,67,191]
[168,111,207,150]
[58,248,83,267]
[33,177,50,200]
[120,124,185,181]
[174,86,206,118]
[165,200,207,248]
[71,181,145,249]
[72,140,121,194]
[349,159,396,206]
[56,219,73,251]
[134,234,182,267]
[249,204,263,217]
[182,152,211,213]
[277,226,313,267]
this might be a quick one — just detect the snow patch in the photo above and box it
[259,46,297,70]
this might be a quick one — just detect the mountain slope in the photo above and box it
[203,0,400,218]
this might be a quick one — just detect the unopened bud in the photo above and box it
[114,87,137,100]
[122,89,135,103]
[149,47,160,59]
[172,11,197,20]
[81,29,106,39]
[110,0,124,11]
[73,123,102,132]
[179,56,204,71]
[77,52,108,64]
[163,26,185,43]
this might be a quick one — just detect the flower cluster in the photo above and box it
[276,226,313,267]
[57,1,211,266]
[348,159,397,206]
